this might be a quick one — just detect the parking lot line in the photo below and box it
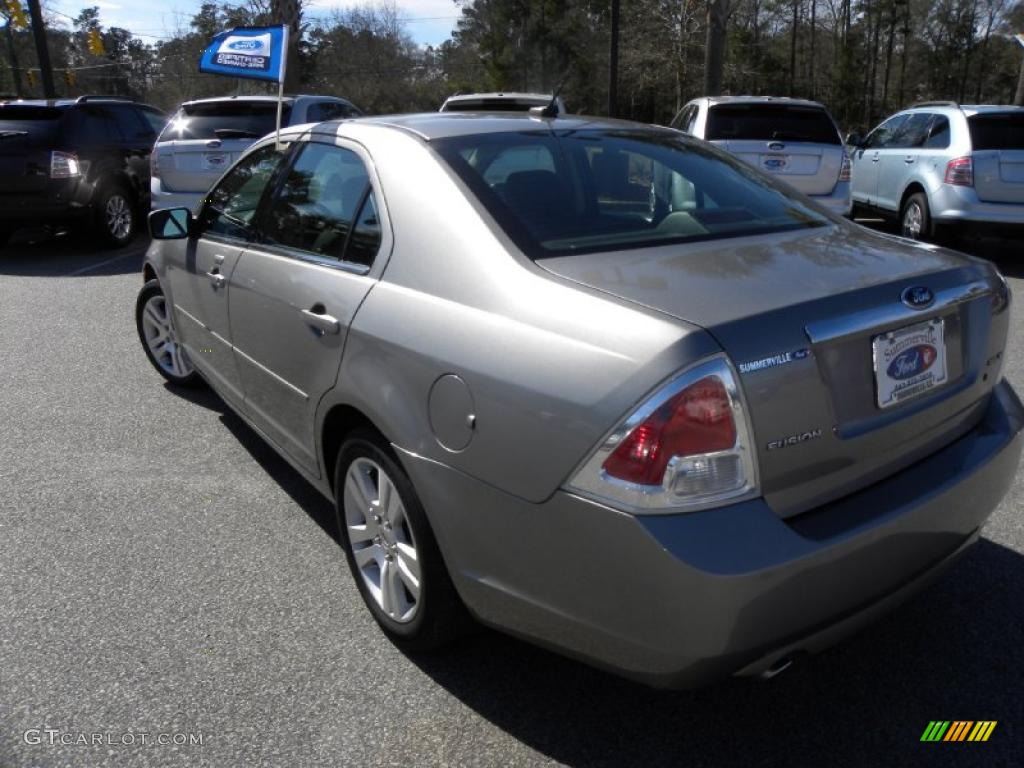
[67,250,142,276]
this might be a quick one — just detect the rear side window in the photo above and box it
[68,106,119,146]
[306,101,359,122]
[705,104,840,144]
[923,116,950,149]
[968,113,1024,150]
[159,101,292,142]
[109,105,153,141]
[435,129,828,260]
[139,107,167,134]
[260,142,372,262]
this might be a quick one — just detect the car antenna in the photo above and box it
[531,73,569,119]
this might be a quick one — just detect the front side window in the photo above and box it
[435,129,828,259]
[199,144,286,239]
[260,142,371,261]
[890,113,933,149]
[865,115,908,149]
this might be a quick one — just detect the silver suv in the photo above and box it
[670,96,852,216]
[151,94,361,212]
[849,102,1024,241]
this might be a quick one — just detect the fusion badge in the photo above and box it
[738,348,810,375]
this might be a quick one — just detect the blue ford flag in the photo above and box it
[199,26,288,84]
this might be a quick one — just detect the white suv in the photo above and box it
[151,95,361,211]
[849,102,1024,241]
[670,96,852,216]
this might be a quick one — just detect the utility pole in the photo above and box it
[1015,34,1024,107]
[25,0,54,97]
[608,0,619,117]
[271,0,301,93]
[4,21,24,97]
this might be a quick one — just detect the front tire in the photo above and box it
[900,192,931,241]
[95,183,137,248]
[135,278,200,386]
[334,429,466,650]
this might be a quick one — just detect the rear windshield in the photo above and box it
[443,99,546,112]
[968,113,1024,150]
[0,105,64,145]
[706,104,841,144]
[158,101,292,142]
[435,129,829,259]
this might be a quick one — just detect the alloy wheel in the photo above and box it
[140,294,193,378]
[902,202,923,239]
[106,194,133,241]
[343,457,421,623]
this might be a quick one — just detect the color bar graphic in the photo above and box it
[921,721,996,742]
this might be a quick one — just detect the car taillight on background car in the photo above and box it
[838,153,852,182]
[944,156,973,186]
[49,151,80,179]
[568,356,758,513]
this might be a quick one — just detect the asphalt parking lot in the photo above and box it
[1,224,1022,768]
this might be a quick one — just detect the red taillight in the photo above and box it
[602,376,736,486]
[944,156,973,186]
[838,154,852,183]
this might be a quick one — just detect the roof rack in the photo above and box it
[910,100,960,109]
[75,95,134,103]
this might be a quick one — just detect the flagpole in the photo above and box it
[276,24,288,149]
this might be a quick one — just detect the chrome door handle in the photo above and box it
[871,153,880,162]
[206,270,225,289]
[301,309,341,335]
[904,156,916,164]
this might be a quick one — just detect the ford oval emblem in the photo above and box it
[768,142,785,151]
[887,344,937,380]
[901,285,934,310]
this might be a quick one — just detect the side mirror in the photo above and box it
[149,207,192,240]
[845,132,864,148]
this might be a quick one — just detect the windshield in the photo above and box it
[706,104,841,144]
[435,129,829,259]
[444,98,548,112]
[968,113,1024,151]
[158,101,292,142]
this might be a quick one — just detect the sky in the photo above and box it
[46,0,462,48]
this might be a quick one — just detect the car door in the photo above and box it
[163,142,291,408]
[876,112,933,212]
[227,139,387,474]
[851,114,907,207]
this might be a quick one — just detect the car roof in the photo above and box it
[444,92,555,103]
[900,103,1024,117]
[179,94,353,108]
[698,95,828,110]
[338,112,667,141]
[0,97,138,108]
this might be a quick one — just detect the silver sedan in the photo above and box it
[136,113,1023,688]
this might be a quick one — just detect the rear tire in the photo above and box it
[334,429,467,651]
[136,279,200,386]
[95,183,137,248]
[900,192,931,241]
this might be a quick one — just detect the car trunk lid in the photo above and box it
[705,103,844,196]
[538,224,1007,518]
[969,111,1024,204]
[155,100,290,193]
[0,105,64,195]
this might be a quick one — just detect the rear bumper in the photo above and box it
[810,181,853,217]
[400,380,1023,688]
[930,184,1024,227]
[150,178,205,213]
[0,180,91,228]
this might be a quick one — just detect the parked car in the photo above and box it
[440,92,567,115]
[848,102,1024,241]
[150,94,362,212]
[0,96,166,247]
[137,112,1020,689]
[670,96,852,216]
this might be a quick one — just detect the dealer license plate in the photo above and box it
[872,318,948,409]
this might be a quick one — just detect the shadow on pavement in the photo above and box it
[407,538,1022,767]
[0,228,146,277]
